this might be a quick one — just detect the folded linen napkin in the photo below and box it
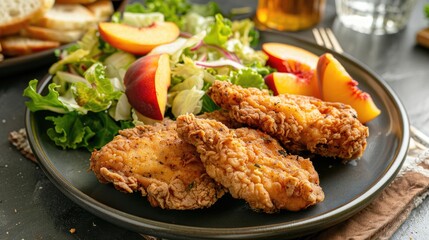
[9,129,429,240]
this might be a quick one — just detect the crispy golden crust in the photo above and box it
[207,81,369,160]
[90,119,225,210]
[177,114,324,213]
[197,109,244,129]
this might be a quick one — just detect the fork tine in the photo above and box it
[312,28,324,47]
[318,28,333,50]
[325,28,344,53]
[312,28,344,54]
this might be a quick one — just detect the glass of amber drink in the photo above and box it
[255,0,326,31]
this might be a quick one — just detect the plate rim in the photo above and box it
[25,31,410,239]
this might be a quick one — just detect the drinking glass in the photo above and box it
[255,0,326,31]
[335,0,417,35]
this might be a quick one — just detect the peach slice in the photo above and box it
[317,53,381,123]
[98,22,180,55]
[262,42,320,98]
[124,53,171,120]
[265,72,315,96]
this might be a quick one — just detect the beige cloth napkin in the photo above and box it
[9,129,429,240]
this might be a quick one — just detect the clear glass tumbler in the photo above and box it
[255,0,326,31]
[335,0,417,35]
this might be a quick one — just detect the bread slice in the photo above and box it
[22,25,84,43]
[0,36,60,56]
[31,0,55,24]
[0,0,46,36]
[86,0,114,21]
[35,3,96,31]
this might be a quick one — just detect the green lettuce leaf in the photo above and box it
[201,93,220,113]
[204,14,232,47]
[49,49,90,75]
[230,68,267,89]
[23,79,70,114]
[46,112,95,150]
[45,111,132,151]
[73,62,122,112]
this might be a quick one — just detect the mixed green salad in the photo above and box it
[24,0,274,151]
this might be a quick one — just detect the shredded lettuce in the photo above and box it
[171,88,205,117]
[169,56,207,117]
[122,12,165,27]
[170,31,206,63]
[104,51,136,80]
[73,63,122,112]
[108,93,132,121]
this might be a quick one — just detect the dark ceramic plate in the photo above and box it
[26,31,409,239]
[0,46,64,78]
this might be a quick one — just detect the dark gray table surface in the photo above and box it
[1,0,428,239]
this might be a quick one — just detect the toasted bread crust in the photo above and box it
[22,25,83,43]
[0,0,49,36]
[35,3,96,30]
[0,36,59,56]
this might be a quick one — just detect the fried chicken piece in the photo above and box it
[90,119,225,210]
[176,114,324,213]
[207,81,369,160]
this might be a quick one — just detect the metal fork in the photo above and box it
[312,27,429,149]
[312,27,344,53]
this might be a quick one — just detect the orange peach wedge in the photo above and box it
[317,53,381,123]
[262,42,320,98]
[98,22,180,55]
[124,53,171,121]
[265,72,315,96]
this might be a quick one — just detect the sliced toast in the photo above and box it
[22,25,84,43]
[0,36,60,56]
[86,0,114,22]
[35,3,97,31]
[0,0,48,36]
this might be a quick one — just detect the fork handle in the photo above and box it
[410,125,429,147]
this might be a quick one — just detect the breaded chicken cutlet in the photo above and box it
[90,119,226,210]
[177,114,324,213]
[207,80,369,160]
